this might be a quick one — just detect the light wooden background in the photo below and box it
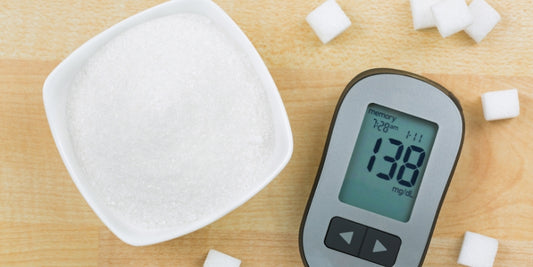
[1,0,532,266]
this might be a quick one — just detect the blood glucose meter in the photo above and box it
[299,69,464,267]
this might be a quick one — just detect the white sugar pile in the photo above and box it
[67,14,274,230]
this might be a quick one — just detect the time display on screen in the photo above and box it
[339,103,438,222]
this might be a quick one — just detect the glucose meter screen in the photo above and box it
[339,103,438,222]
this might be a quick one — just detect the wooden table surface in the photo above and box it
[1,0,532,266]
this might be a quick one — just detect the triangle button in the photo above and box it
[359,228,401,267]
[324,217,367,257]
[339,231,354,245]
[373,239,387,253]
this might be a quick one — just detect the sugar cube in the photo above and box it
[431,0,473,38]
[481,89,520,121]
[457,231,499,267]
[203,249,241,267]
[464,0,501,43]
[306,0,352,44]
[410,0,441,30]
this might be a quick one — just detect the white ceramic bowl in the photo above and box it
[43,0,293,246]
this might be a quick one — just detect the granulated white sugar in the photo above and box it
[66,14,274,230]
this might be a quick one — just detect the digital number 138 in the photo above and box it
[367,138,426,188]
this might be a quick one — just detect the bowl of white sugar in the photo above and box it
[43,0,293,246]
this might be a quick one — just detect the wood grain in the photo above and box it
[1,0,532,266]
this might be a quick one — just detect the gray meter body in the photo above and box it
[299,69,464,267]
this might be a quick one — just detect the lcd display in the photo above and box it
[339,103,438,222]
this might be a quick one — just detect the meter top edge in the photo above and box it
[340,68,463,114]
